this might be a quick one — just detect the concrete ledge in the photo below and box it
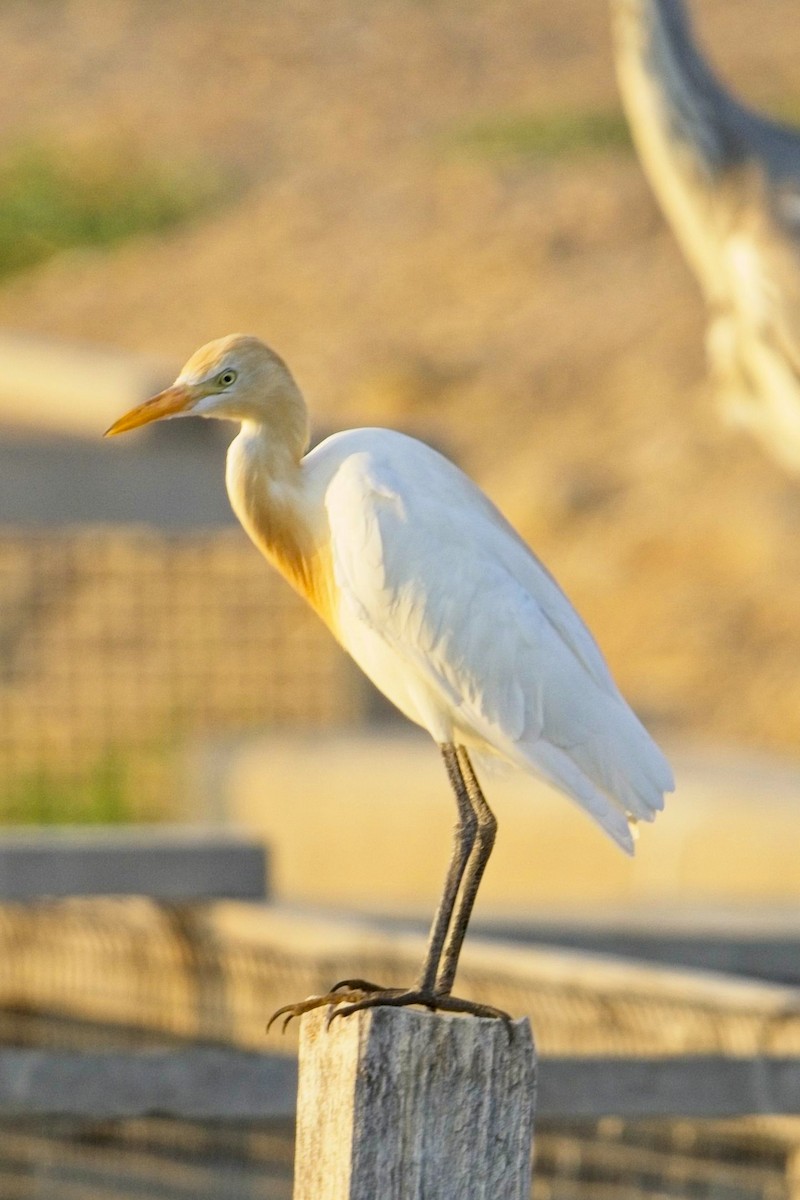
[473,910,800,987]
[0,826,268,900]
[0,1047,295,1119]
[538,1056,800,1118]
[4,1049,800,1119]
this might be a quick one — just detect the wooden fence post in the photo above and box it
[293,1006,536,1200]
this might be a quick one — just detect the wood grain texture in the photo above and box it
[293,1007,536,1200]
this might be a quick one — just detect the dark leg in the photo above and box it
[325,743,478,995]
[435,747,497,996]
[415,743,477,990]
[267,742,509,1031]
[300,743,476,1000]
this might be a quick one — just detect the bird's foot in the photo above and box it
[267,986,403,1032]
[267,982,510,1032]
[326,988,511,1026]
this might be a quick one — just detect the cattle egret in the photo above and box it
[106,335,673,1023]
[612,0,800,471]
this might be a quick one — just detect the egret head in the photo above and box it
[104,334,310,456]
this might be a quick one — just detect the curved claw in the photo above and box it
[266,1000,302,1034]
[266,988,368,1033]
[266,1007,287,1034]
[266,994,332,1033]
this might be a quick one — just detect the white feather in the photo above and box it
[107,335,673,859]
[309,428,673,852]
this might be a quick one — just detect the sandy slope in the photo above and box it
[0,0,798,751]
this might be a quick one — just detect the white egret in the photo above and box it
[612,0,800,471]
[106,334,673,1023]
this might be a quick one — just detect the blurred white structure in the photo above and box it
[0,331,169,439]
[612,0,800,470]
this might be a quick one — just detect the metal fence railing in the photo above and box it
[0,528,363,822]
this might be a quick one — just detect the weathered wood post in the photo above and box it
[293,1007,536,1200]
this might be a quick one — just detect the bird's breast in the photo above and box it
[268,530,339,633]
[226,449,340,635]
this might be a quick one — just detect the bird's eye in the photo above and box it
[217,369,237,388]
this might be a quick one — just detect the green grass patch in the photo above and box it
[446,108,632,161]
[1,749,139,825]
[0,139,229,278]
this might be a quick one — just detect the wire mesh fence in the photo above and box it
[0,1113,794,1200]
[1,524,796,1198]
[2,903,800,1199]
[0,526,364,823]
[4,899,800,1062]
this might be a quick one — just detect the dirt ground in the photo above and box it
[0,0,799,755]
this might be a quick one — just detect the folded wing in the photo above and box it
[323,431,674,852]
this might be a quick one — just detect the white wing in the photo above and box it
[321,430,674,853]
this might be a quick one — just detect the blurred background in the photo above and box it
[1,0,798,910]
[3,1,800,1196]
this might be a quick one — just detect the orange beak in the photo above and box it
[103,383,197,437]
